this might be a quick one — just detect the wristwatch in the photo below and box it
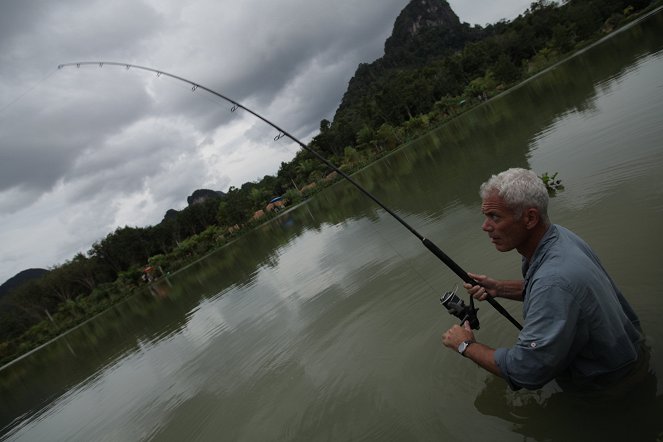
[457,339,475,356]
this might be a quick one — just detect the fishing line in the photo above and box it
[0,68,59,117]
[57,61,523,331]
[352,159,439,295]
[368,211,439,296]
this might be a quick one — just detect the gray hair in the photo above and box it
[480,168,550,224]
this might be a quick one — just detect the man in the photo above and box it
[442,168,643,391]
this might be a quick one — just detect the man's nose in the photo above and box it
[482,219,492,232]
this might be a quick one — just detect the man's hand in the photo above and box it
[442,321,475,350]
[442,322,502,377]
[463,272,499,301]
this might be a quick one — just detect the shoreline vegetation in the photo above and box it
[1,0,660,368]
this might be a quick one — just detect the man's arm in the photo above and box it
[442,322,502,377]
[463,342,502,377]
[495,279,525,301]
[465,272,525,302]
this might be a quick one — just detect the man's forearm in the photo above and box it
[497,280,525,301]
[463,342,502,377]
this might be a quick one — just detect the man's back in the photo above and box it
[514,224,642,390]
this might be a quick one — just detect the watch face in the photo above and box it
[458,340,472,354]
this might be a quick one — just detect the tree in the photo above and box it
[41,265,82,303]
[492,53,522,84]
[375,124,401,151]
[277,160,300,192]
[217,186,252,226]
[464,74,496,100]
[356,125,374,146]
[69,253,110,291]
[89,226,154,274]
[343,146,361,165]
[461,42,491,78]
[295,159,318,182]
[2,280,55,337]
[250,186,272,210]
[433,96,462,118]
[551,23,576,52]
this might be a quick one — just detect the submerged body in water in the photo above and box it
[474,350,660,441]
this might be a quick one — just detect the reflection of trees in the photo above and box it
[0,218,319,431]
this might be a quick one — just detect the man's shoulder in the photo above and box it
[553,224,591,248]
[543,225,594,261]
[532,231,591,287]
[531,226,604,298]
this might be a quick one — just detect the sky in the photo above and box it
[0,0,536,283]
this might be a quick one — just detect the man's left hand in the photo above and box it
[442,321,475,350]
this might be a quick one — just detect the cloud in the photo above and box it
[1,70,152,196]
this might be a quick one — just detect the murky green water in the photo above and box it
[2,10,663,442]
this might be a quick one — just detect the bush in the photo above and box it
[284,188,303,205]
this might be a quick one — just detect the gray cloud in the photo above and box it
[1,72,152,196]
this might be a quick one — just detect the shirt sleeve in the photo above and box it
[494,283,582,390]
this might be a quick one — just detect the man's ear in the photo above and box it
[524,208,540,229]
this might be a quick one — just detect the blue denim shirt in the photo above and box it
[494,224,642,390]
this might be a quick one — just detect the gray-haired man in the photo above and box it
[442,168,643,391]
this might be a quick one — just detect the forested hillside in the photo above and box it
[0,269,49,299]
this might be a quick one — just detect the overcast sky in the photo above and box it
[0,0,536,283]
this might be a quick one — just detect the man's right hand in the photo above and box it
[464,272,499,301]
[464,273,526,302]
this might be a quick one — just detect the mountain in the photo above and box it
[382,0,469,67]
[162,208,180,222]
[161,189,226,223]
[186,189,226,206]
[0,268,49,300]
[325,0,482,148]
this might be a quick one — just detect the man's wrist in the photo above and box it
[457,339,475,356]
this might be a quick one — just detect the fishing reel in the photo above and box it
[440,285,480,330]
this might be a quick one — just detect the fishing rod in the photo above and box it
[57,61,522,331]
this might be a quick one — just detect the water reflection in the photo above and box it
[474,350,661,441]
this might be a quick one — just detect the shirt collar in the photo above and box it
[522,224,558,281]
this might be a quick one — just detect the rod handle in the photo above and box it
[422,238,523,330]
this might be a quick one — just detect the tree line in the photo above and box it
[0,0,657,366]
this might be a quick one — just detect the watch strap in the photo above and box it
[458,339,475,356]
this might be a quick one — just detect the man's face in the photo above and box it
[480,192,528,252]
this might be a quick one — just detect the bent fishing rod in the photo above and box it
[57,61,522,331]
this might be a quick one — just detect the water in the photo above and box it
[2,10,663,441]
